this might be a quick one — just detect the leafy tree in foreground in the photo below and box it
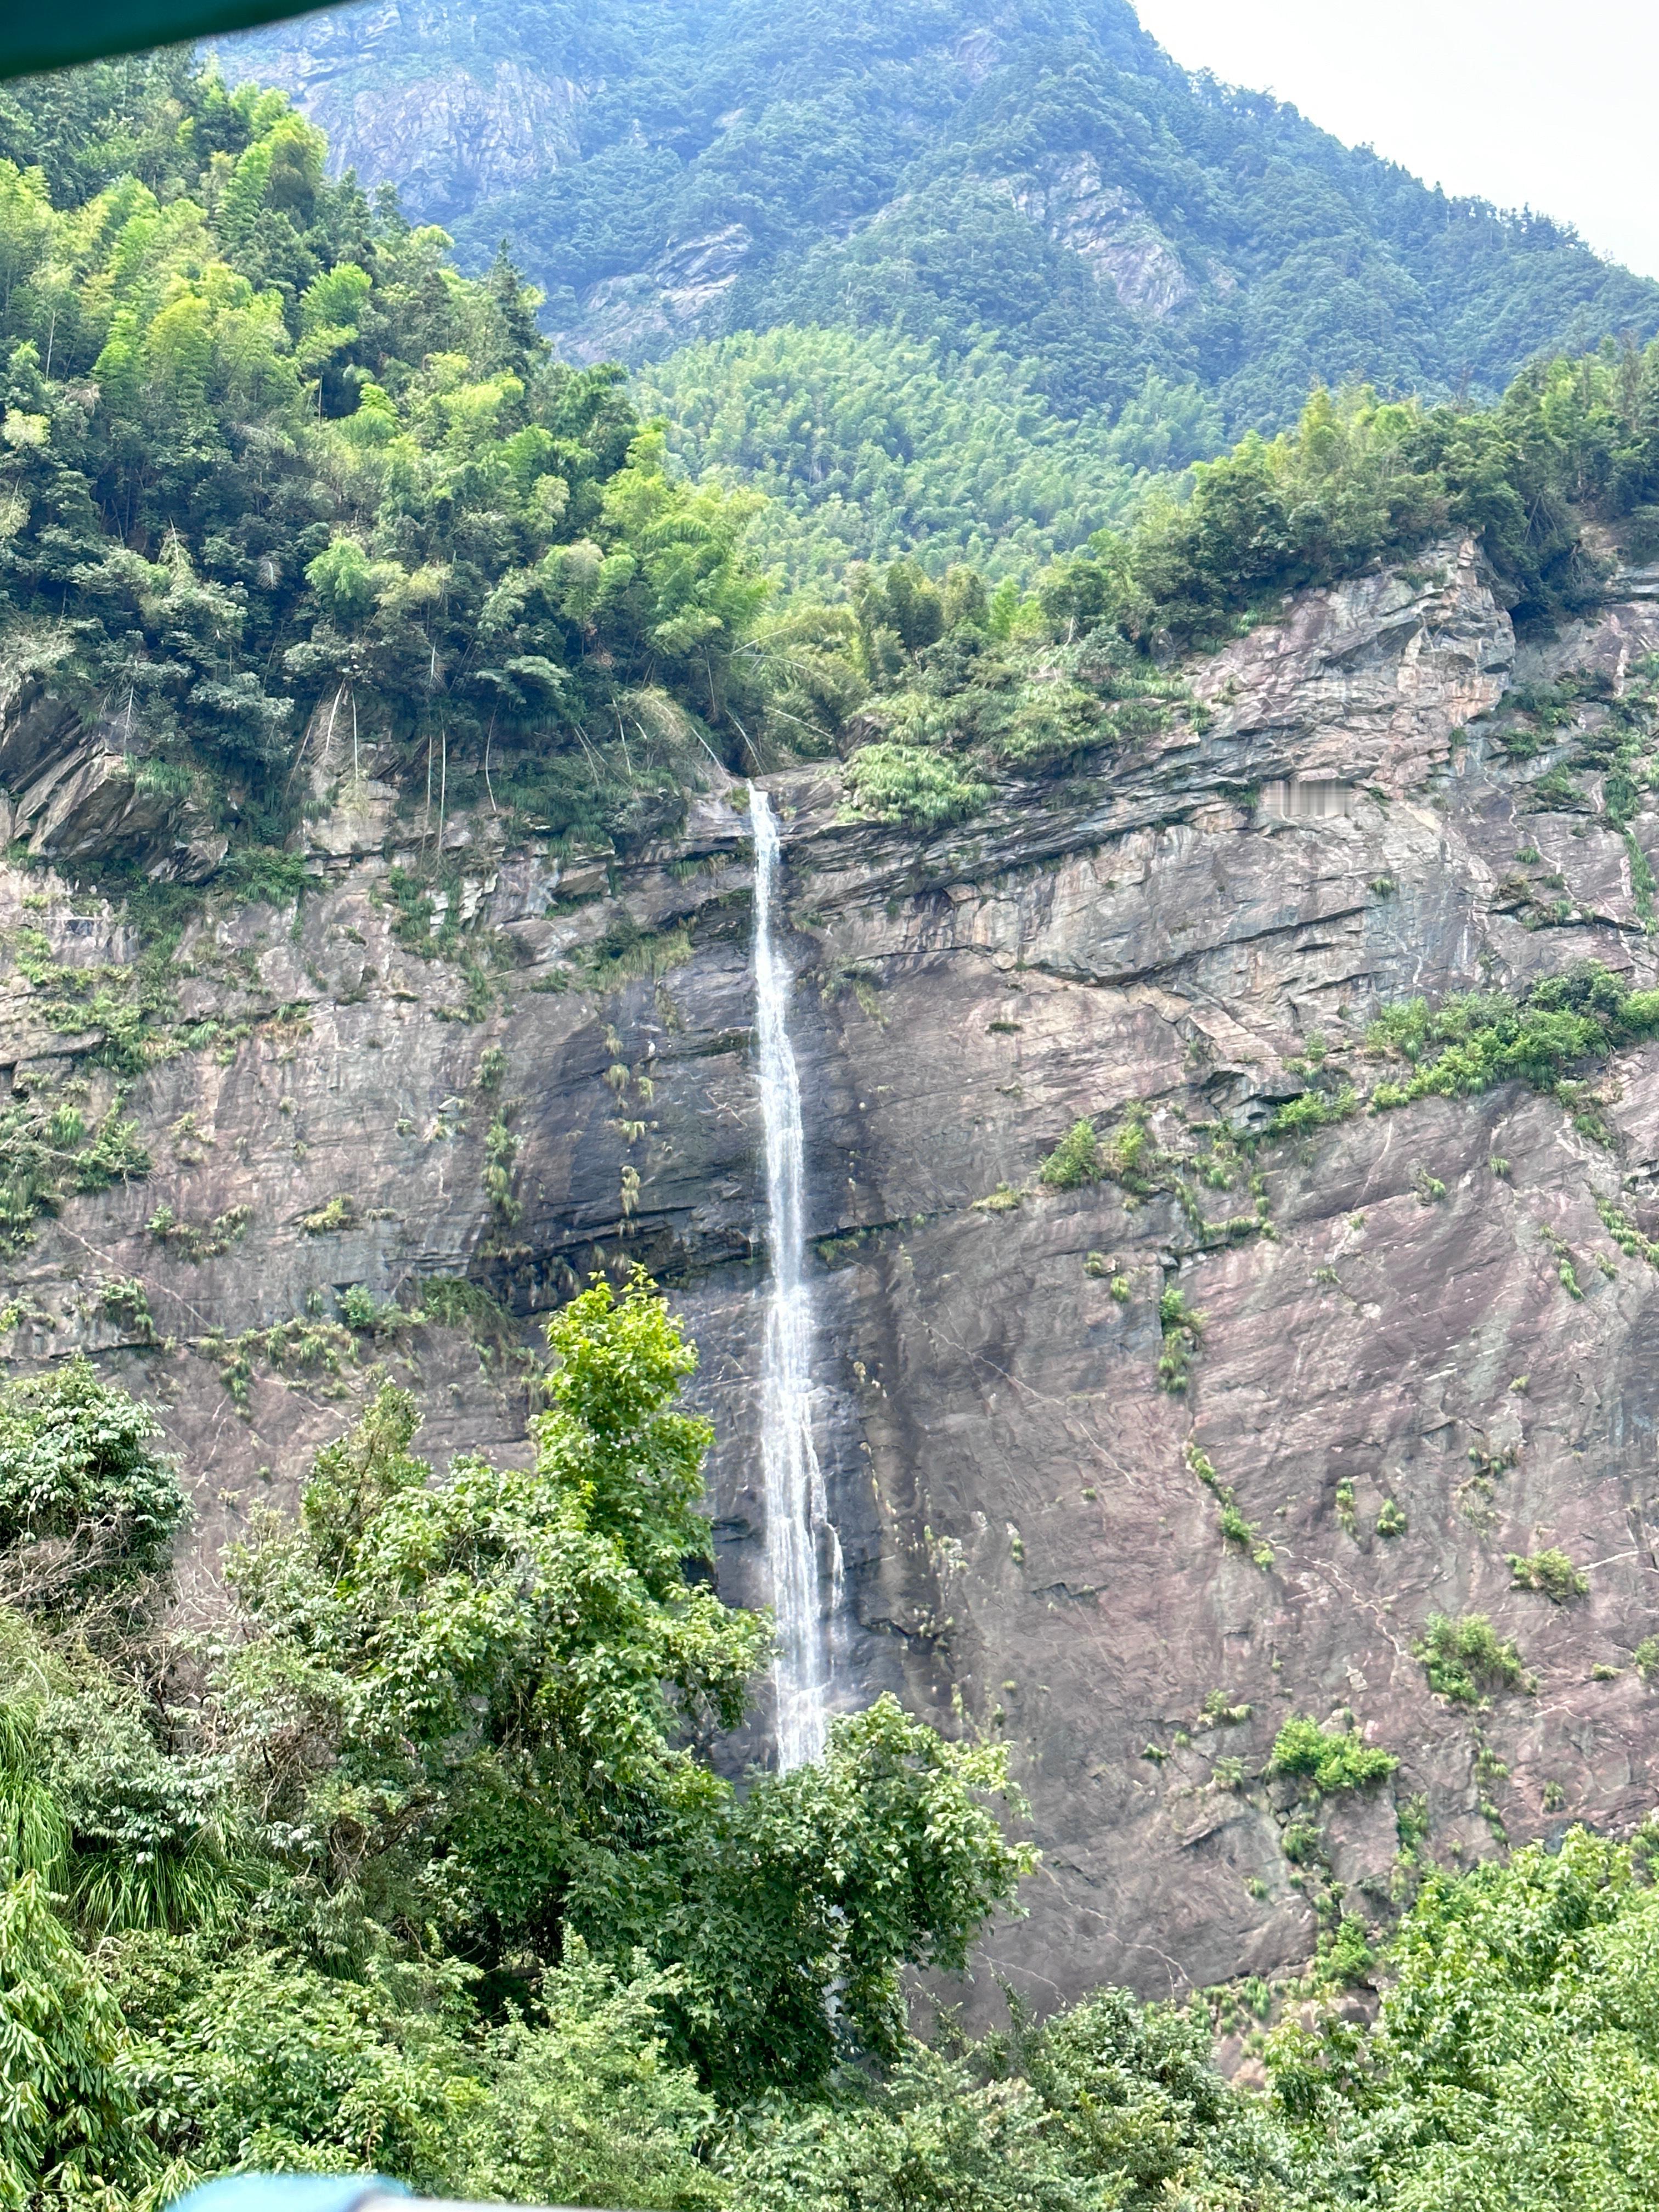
[1268,1827,1659,2211]
[214,1272,1029,2096]
[5,1266,1032,2195]
[10,1287,1659,2207]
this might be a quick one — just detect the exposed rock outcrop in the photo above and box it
[550,227,757,367]
[0,676,226,882]
[1001,159,1197,319]
[216,7,583,221]
[8,541,1659,2012]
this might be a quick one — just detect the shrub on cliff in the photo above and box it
[1415,1612,1532,1703]
[1369,964,1659,1107]
[1040,1118,1102,1189]
[1271,1085,1358,1137]
[1508,1548,1589,1601]
[842,741,993,830]
[1270,1717,1398,1795]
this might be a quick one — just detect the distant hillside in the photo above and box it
[227,1,1659,419]
[219,0,1659,577]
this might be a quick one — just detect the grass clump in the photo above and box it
[206,1316,359,1409]
[1158,1286,1205,1393]
[146,1203,253,1262]
[1199,1689,1254,1727]
[1271,1085,1357,1138]
[97,1278,155,1341]
[300,1195,359,1236]
[0,1097,151,1253]
[973,1182,1024,1212]
[484,1111,522,1226]
[415,1277,512,1331]
[1316,1914,1377,1990]
[413,1276,526,1369]
[337,1285,408,1337]
[1186,1440,1272,1568]
[1597,1197,1659,1266]
[1416,1612,1532,1704]
[1270,1717,1398,1795]
[1508,1548,1588,1601]
[583,914,694,993]
[1219,1501,1274,1568]
[1040,1117,1101,1189]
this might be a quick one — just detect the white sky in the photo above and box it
[1131,1,1659,280]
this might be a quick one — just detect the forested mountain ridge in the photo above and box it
[220,0,1659,580]
[227,0,1659,431]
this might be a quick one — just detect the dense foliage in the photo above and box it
[9,1350,1659,2212]
[1,41,1658,2212]
[4,57,1659,856]
[227,0,1659,577]
[0,1355,184,1618]
[828,357,1659,827]
[230,0,1659,425]
[1246,963,1659,1154]
[1367,962,1659,1107]
[0,1272,1034,2203]
[636,331,1215,589]
[1269,1829,1659,2211]
[0,50,782,870]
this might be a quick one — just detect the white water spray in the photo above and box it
[750,784,837,1768]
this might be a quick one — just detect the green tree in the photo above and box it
[218,1272,1029,2098]
[0,1865,144,2203]
[1269,1827,1659,2210]
[0,1355,186,1617]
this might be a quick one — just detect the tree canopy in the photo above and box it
[0,1271,1033,2203]
[0,52,777,874]
[2,56,1658,868]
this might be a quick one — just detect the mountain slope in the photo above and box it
[227,0,1659,435]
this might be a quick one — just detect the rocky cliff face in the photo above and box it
[216,5,584,226]
[10,540,1659,2015]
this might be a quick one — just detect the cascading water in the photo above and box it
[750,783,838,1768]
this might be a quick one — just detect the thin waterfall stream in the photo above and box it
[750,783,839,1768]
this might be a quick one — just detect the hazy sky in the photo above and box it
[1132,1,1659,280]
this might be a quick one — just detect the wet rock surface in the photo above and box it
[8,541,1659,2010]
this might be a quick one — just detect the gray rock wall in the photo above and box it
[8,541,1659,2009]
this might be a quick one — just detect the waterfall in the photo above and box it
[750,783,836,1768]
